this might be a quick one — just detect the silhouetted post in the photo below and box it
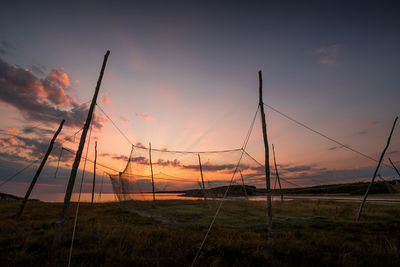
[91,141,97,205]
[198,154,207,201]
[54,50,110,244]
[238,169,248,199]
[149,143,155,201]
[258,70,273,243]
[356,116,398,221]
[272,144,283,201]
[389,158,400,178]
[16,119,65,218]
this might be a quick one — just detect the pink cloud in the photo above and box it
[315,44,344,65]
[120,116,129,123]
[135,112,154,120]
[102,96,110,104]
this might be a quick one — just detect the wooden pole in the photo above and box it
[54,50,110,244]
[238,169,248,199]
[258,70,273,243]
[356,116,398,221]
[272,144,283,201]
[16,119,65,218]
[198,154,207,201]
[91,141,97,205]
[149,143,155,201]
[389,158,400,178]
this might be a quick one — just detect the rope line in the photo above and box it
[68,121,94,267]
[191,105,258,267]
[263,103,397,170]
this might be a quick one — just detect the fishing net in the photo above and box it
[109,145,266,203]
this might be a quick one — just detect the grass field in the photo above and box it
[0,198,399,266]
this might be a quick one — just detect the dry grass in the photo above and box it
[0,199,399,266]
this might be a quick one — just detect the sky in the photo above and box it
[0,0,399,201]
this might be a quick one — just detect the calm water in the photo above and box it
[35,193,289,203]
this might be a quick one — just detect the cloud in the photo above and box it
[120,116,129,123]
[154,158,181,167]
[30,65,46,76]
[111,155,129,161]
[135,112,154,120]
[327,144,350,151]
[6,127,19,134]
[358,130,368,135]
[364,120,378,127]
[101,96,110,104]
[135,142,146,149]
[0,57,103,129]
[0,40,15,55]
[21,126,54,135]
[315,44,344,65]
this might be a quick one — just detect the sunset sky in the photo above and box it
[0,1,399,201]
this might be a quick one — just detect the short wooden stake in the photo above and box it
[149,143,155,201]
[356,116,398,221]
[258,70,273,243]
[238,169,248,199]
[272,144,283,201]
[389,158,400,178]
[91,141,97,205]
[16,119,65,218]
[198,154,207,201]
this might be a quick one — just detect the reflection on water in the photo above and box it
[36,193,205,203]
[35,193,291,203]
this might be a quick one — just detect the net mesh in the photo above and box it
[109,146,267,203]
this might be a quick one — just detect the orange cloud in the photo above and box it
[49,69,70,86]
[102,96,110,104]
[6,127,19,134]
[135,112,154,120]
[0,136,15,146]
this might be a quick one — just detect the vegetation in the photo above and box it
[0,199,399,266]
[181,180,400,197]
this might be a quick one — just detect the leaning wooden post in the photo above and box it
[272,144,283,201]
[356,116,398,221]
[149,143,155,201]
[389,158,400,178]
[16,119,65,218]
[91,141,97,205]
[258,70,273,243]
[54,50,110,244]
[198,154,207,201]
[238,169,248,199]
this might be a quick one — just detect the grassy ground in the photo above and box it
[0,199,399,266]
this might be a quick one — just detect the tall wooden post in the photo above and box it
[198,154,207,200]
[91,141,97,205]
[356,116,398,221]
[149,143,155,201]
[389,158,400,178]
[238,169,248,199]
[258,70,273,243]
[272,144,283,201]
[16,119,65,218]
[54,50,110,243]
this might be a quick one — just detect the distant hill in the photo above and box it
[181,180,400,197]
[0,192,40,202]
[0,192,22,201]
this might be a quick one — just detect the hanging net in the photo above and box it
[109,145,266,204]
